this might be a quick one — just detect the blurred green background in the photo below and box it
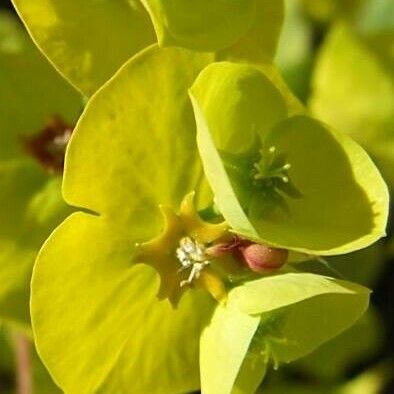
[0,0,393,393]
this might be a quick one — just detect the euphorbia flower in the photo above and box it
[188,62,388,393]
[32,46,382,394]
[135,192,229,304]
[190,62,389,255]
[32,46,219,394]
[0,12,80,329]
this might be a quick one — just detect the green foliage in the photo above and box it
[0,326,62,394]
[275,0,313,101]
[298,310,382,381]
[0,162,69,328]
[310,23,394,189]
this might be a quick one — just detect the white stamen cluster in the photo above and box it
[176,237,210,287]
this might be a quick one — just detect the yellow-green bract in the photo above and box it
[201,274,369,394]
[12,0,283,96]
[12,0,156,96]
[190,62,389,255]
[142,0,284,61]
[32,45,215,394]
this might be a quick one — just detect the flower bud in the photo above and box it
[240,244,288,273]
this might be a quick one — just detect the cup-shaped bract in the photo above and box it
[31,45,218,394]
[141,0,255,50]
[12,0,156,96]
[201,273,370,394]
[0,12,80,329]
[190,62,389,256]
[142,0,284,62]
